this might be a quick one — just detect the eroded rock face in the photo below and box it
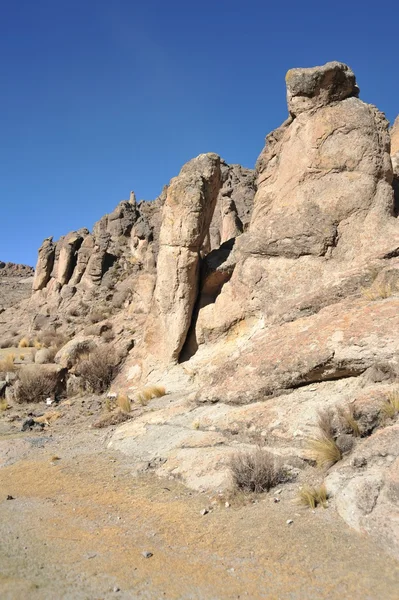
[194,62,398,345]
[32,237,55,291]
[143,153,222,363]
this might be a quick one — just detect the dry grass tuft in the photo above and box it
[18,337,30,348]
[0,353,16,372]
[0,398,8,412]
[14,368,56,404]
[229,448,282,494]
[75,345,118,394]
[337,404,362,437]
[307,433,342,469]
[34,411,61,425]
[380,389,399,420]
[298,484,328,509]
[116,392,131,413]
[34,339,43,350]
[317,408,335,439]
[362,282,394,301]
[135,385,166,405]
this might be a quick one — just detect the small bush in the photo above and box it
[34,339,43,350]
[298,484,328,509]
[317,408,335,439]
[14,368,56,403]
[229,448,282,493]
[76,345,118,393]
[0,398,8,412]
[18,337,30,348]
[380,389,399,420]
[307,433,342,469]
[116,392,131,413]
[337,404,362,437]
[88,309,107,324]
[0,353,16,373]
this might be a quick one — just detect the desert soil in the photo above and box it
[0,397,398,600]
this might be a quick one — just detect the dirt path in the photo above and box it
[0,408,398,599]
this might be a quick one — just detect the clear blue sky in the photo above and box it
[1,0,398,266]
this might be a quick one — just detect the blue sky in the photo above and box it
[1,0,398,266]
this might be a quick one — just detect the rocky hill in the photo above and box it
[0,261,34,311]
[1,61,398,560]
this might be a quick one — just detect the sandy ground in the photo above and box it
[0,397,398,599]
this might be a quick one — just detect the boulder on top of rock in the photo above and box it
[286,61,359,116]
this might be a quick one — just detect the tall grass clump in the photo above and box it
[76,344,118,393]
[229,448,283,493]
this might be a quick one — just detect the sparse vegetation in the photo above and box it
[380,389,399,420]
[307,433,342,469]
[229,448,283,493]
[14,367,56,403]
[317,408,335,439]
[116,392,131,413]
[18,337,30,348]
[337,404,362,437]
[298,484,328,509]
[362,281,395,301]
[75,344,118,393]
[88,309,108,324]
[135,385,166,405]
[34,339,43,350]
[0,398,8,412]
[0,353,16,372]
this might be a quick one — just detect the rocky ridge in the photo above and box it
[1,61,399,559]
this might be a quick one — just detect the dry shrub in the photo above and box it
[18,337,30,348]
[0,398,8,412]
[380,389,399,420]
[14,367,56,403]
[38,332,69,351]
[298,484,328,509]
[317,408,335,439]
[34,339,43,350]
[307,433,342,469]
[136,385,166,405]
[229,448,282,493]
[362,282,394,301]
[89,309,107,324]
[0,353,16,373]
[76,345,118,393]
[337,404,362,437]
[116,392,131,413]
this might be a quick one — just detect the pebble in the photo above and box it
[200,508,209,516]
[273,497,280,503]
[142,551,153,558]
[225,502,230,508]
[286,519,294,525]
[6,495,15,500]
[275,489,282,494]
[113,586,120,592]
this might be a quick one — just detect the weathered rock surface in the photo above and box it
[32,237,55,291]
[3,61,399,558]
[143,153,222,363]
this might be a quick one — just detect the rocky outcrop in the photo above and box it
[0,262,34,278]
[143,153,222,363]
[192,62,398,348]
[32,237,55,291]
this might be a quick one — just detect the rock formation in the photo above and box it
[1,61,399,559]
